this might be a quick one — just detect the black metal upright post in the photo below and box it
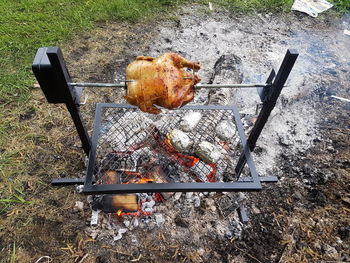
[32,47,91,155]
[235,49,299,176]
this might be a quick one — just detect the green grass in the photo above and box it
[212,0,293,12]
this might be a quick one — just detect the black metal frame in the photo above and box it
[32,47,298,194]
[84,103,262,194]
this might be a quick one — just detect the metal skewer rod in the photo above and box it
[195,83,269,88]
[68,82,270,88]
[69,82,127,88]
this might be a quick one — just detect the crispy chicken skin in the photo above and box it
[125,53,200,114]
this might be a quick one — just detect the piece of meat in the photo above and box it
[125,53,200,114]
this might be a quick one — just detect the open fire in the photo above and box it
[89,107,243,224]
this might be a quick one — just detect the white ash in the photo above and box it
[130,147,153,165]
[75,184,84,193]
[141,199,156,211]
[196,141,222,163]
[193,196,201,207]
[102,112,153,149]
[118,112,152,134]
[100,127,127,152]
[155,214,166,225]
[190,160,215,182]
[186,192,194,199]
[174,192,182,200]
[169,129,192,152]
[133,218,139,227]
[126,130,149,147]
[216,120,237,141]
[179,171,191,182]
[180,111,202,131]
[114,228,127,241]
[74,201,84,212]
[204,198,217,212]
[123,220,131,228]
[90,209,100,227]
[138,193,149,202]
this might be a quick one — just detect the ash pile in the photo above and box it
[83,107,254,242]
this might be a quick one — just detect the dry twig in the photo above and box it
[34,256,52,263]
[130,254,143,262]
[233,245,263,263]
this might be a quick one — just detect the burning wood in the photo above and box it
[103,170,119,184]
[146,166,174,199]
[101,194,139,213]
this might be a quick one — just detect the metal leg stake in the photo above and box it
[235,49,299,176]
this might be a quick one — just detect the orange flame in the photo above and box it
[114,210,152,217]
[124,177,154,184]
[166,134,172,146]
[138,178,154,184]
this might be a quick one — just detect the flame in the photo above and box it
[138,178,154,184]
[114,209,152,217]
[124,177,154,184]
[166,134,172,146]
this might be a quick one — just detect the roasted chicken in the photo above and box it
[125,53,200,114]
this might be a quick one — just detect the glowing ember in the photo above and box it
[124,177,154,184]
[207,163,217,182]
[137,178,154,184]
[114,210,152,217]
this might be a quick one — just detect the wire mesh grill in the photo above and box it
[93,106,252,185]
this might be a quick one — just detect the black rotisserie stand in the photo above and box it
[32,47,298,195]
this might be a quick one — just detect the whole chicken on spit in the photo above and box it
[125,53,200,114]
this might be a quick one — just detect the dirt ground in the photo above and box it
[1,4,349,263]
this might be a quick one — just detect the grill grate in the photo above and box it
[92,105,251,185]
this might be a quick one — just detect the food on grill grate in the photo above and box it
[169,129,192,152]
[196,141,222,163]
[216,120,237,141]
[180,111,202,131]
[125,53,200,114]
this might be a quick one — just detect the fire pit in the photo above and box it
[32,47,298,195]
[86,104,259,195]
